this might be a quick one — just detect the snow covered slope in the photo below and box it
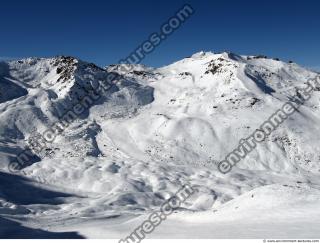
[0,52,320,238]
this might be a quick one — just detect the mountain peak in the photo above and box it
[0,52,319,223]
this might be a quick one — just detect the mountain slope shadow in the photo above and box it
[0,62,28,104]
[0,171,74,205]
[0,217,84,239]
[244,67,275,94]
[0,172,84,238]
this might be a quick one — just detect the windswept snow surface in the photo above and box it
[0,52,320,238]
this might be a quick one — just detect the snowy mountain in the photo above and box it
[1,52,320,238]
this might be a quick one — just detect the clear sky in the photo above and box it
[0,0,319,69]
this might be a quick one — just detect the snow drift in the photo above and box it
[0,52,320,238]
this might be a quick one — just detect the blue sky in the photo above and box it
[0,0,319,69]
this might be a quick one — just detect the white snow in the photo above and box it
[0,53,320,238]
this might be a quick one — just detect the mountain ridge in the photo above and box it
[1,52,320,237]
